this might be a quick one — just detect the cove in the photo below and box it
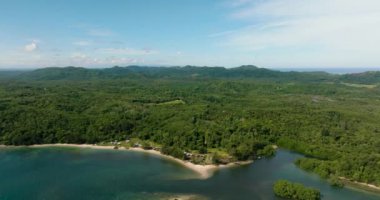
[0,147,379,200]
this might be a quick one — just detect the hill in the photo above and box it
[1,65,380,187]
[8,65,380,85]
[11,65,337,82]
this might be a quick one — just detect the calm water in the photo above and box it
[0,147,379,200]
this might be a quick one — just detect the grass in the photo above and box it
[341,82,377,89]
[157,99,186,106]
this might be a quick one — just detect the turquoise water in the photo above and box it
[0,147,379,200]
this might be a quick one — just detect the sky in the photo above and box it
[0,0,380,69]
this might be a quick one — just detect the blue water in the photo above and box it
[0,147,379,200]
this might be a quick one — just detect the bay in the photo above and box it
[0,147,379,200]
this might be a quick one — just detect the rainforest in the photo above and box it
[1,65,379,189]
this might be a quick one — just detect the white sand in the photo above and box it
[4,144,379,192]
[339,177,380,192]
[127,147,252,179]
[127,147,217,179]
[31,143,115,150]
[5,143,252,179]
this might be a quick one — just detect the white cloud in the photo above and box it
[66,52,143,66]
[230,0,380,19]
[24,42,38,52]
[220,0,380,67]
[108,57,140,65]
[99,48,157,55]
[71,53,88,60]
[73,41,92,46]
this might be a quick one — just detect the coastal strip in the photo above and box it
[2,143,252,179]
[127,147,252,179]
[339,177,380,194]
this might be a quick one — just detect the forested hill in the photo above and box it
[340,71,380,84]
[8,65,380,84]
[11,65,335,82]
[0,65,380,186]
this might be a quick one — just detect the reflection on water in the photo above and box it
[0,147,379,200]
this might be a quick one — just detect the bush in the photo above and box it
[329,176,344,188]
[257,145,276,157]
[273,180,321,200]
[161,146,184,159]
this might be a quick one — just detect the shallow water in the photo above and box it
[0,147,379,200]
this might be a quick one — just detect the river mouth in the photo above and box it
[0,147,379,200]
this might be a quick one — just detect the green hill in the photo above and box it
[13,65,339,82]
[0,65,380,187]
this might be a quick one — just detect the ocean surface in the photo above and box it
[0,147,379,200]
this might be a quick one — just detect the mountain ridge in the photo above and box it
[1,65,379,84]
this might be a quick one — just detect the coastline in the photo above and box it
[127,147,253,179]
[1,144,379,195]
[1,143,252,179]
[339,177,380,194]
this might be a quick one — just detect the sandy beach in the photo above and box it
[127,147,252,179]
[4,143,252,179]
[2,144,380,194]
[339,177,380,193]
[31,143,115,150]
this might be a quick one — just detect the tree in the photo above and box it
[273,180,321,200]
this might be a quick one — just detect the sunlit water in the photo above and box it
[0,147,379,200]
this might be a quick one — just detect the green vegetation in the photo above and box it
[328,176,344,188]
[0,66,379,186]
[273,180,321,200]
[341,82,377,89]
[340,71,380,84]
[161,146,185,159]
[157,99,186,106]
[257,145,276,157]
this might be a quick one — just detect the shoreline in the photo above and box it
[339,177,380,194]
[1,143,252,179]
[127,147,253,179]
[1,144,379,194]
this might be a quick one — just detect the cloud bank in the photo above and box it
[221,0,380,67]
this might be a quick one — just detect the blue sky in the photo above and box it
[0,0,380,68]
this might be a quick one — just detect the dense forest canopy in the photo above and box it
[273,180,321,200]
[0,66,379,186]
[6,65,379,84]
